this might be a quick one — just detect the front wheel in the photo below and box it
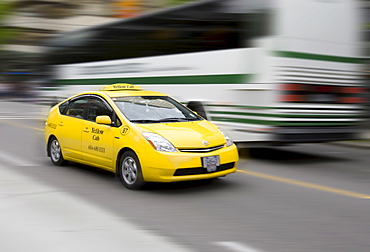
[48,137,68,166]
[118,151,146,190]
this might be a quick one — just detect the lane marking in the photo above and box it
[237,169,370,199]
[26,125,43,131]
[0,117,41,120]
[0,119,44,131]
[214,242,264,252]
[0,150,38,166]
[0,116,37,120]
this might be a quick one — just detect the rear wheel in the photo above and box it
[119,151,146,190]
[48,137,67,166]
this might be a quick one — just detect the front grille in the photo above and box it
[178,145,224,153]
[173,162,235,176]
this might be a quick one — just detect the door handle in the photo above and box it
[58,122,64,126]
[83,127,90,133]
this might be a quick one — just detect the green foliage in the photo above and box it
[0,0,15,48]
[166,0,197,7]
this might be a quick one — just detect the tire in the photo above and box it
[118,151,146,190]
[48,137,68,166]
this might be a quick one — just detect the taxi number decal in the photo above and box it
[88,145,105,153]
[121,126,130,135]
[47,123,57,129]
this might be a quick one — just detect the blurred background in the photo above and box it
[1,0,370,132]
[0,0,200,98]
[0,0,369,96]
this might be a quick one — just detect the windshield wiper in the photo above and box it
[130,118,199,123]
[130,119,161,123]
[160,117,190,122]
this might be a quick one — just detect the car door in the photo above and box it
[81,96,119,170]
[57,96,89,161]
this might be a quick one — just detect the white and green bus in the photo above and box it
[42,0,367,145]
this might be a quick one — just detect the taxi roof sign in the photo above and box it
[103,83,142,91]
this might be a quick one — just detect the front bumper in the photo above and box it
[138,144,239,182]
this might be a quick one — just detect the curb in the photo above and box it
[326,140,370,149]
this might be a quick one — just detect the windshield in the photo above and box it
[113,96,202,123]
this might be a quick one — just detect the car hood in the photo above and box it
[136,120,226,148]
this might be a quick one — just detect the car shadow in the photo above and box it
[142,177,238,192]
[241,147,349,164]
[50,161,242,193]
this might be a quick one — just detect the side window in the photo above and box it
[65,97,88,119]
[115,116,122,127]
[87,97,113,122]
[59,100,69,115]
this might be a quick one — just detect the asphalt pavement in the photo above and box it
[2,100,370,252]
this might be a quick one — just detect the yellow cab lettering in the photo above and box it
[102,83,142,91]
[92,127,104,134]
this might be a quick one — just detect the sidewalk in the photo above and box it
[329,130,370,149]
[0,162,192,252]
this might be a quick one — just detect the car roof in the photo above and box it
[100,89,165,98]
[76,84,167,98]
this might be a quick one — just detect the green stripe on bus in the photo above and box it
[210,111,358,118]
[274,51,364,64]
[207,104,275,109]
[206,104,364,111]
[211,116,356,126]
[55,74,252,85]
[211,116,278,126]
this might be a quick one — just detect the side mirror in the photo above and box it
[96,115,112,125]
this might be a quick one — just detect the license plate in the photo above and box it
[202,155,220,172]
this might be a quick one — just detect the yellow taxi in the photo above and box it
[44,84,238,189]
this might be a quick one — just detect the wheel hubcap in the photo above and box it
[122,157,137,185]
[51,140,61,162]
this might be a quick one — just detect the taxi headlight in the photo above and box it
[219,128,233,147]
[142,132,177,152]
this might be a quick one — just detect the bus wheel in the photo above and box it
[118,151,146,190]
